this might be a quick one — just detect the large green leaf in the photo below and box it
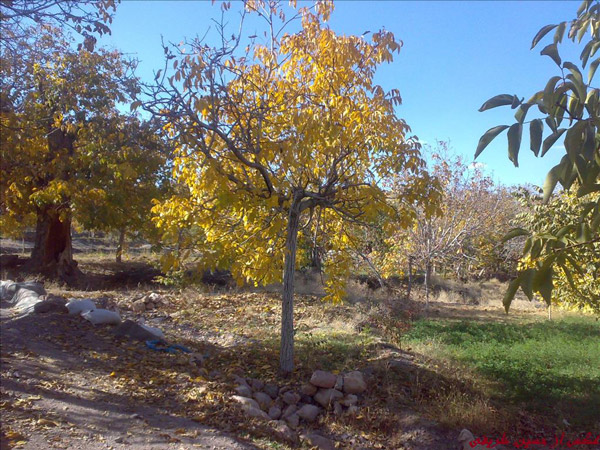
[541,43,562,66]
[503,277,521,313]
[589,57,600,83]
[519,268,535,301]
[530,119,544,156]
[543,164,563,203]
[532,259,554,305]
[507,123,523,167]
[541,128,566,157]
[478,95,517,112]
[474,125,509,158]
[502,227,529,242]
[531,24,558,49]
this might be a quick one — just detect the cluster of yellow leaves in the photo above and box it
[153,1,433,302]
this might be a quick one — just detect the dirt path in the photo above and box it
[1,305,257,450]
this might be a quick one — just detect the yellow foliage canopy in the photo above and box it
[152,1,437,301]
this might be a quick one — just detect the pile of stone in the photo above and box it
[131,292,167,313]
[231,369,367,441]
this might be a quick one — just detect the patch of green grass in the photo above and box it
[404,316,600,428]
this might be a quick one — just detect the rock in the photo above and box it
[314,388,343,408]
[132,300,146,313]
[300,394,313,404]
[235,385,253,398]
[333,401,343,416]
[282,391,301,405]
[209,370,222,379]
[146,292,164,305]
[282,404,297,418]
[253,392,273,410]
[232,395,261,410]
[250,378,264,392]
[233,375,250,388]
[34,298,68,314]
[310,370,337,388]
[264,383,279,399]
[343,371,367,394]
[278,385,293,396]
[139,323,164,339]
[145,302,155,310]
[301,433,336,450]
[340,394,358,407]
[296,404,321,422]
[245,406,270,420]
[334,375,344,391]
[300,383,318,396]
[346,405,359,416]
[268,406,282,420]
[112,320,161,342]
[284,413,299,429]
[273,421,298,444]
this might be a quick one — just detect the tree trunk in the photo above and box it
[407,256,413,300]
[29,207,81,284]
[116,228,126,263]
[280,199,301,374]
[310,209,322,271]
[424,259,432,308]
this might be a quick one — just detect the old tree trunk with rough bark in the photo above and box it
[26,126,82,284]
[30,207,80,283]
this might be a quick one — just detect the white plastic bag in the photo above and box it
[139,323,165,339]
[66,298,96,315]
[81,309,121,325]
[0,280,15,301]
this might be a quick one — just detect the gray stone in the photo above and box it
[264,383,279,399]
[334,375,344,391]
[234,385,253,398]
[340,394,358,407]
[34,298,68,314]
[245,406,270,420]
[268,406,282,420]
[253,391,273,410]
[301,433,336,450]
[250,378,264,392]
[284,413,299,429]
[113,320,163,342]
[233,375,250,388]
[282,404,297,418]
[300,394,313,404]
[333,401,343,416]
[343,371,367,394]
[296,404,321,422]
[300,383,318,396]
[310,370,336,388]
[346,405,359,416]
[273,421,297,444]
[314,388,343,408]
[282,391,301,405]
[132,300,146,313]
[232,395,260,410]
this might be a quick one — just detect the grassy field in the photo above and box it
[404,316,600,430]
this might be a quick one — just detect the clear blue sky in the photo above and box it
[100,1,578,188]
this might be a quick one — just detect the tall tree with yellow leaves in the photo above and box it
[0,25,158,282]
[146,0,437,373]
